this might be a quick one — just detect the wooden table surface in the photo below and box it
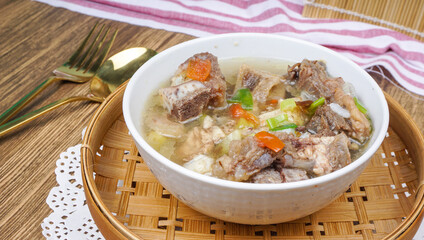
[0,1,423,239]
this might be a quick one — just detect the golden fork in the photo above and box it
[0,22,117,125]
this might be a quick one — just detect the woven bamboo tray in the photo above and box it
[302,0,424,42]
[82,82,424,240]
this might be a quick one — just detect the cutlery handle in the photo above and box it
[0,96,103,137]
[0,76,60,125]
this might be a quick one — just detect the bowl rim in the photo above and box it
[123,33,390,191]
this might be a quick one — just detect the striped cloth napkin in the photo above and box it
[36,0,424,96]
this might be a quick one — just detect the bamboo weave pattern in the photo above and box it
[303,0,424,41]
[92,115,417,239]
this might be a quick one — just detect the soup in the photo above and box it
[142,52,372,183]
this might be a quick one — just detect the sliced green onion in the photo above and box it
[308,97,325,112]
[266,114,288,129]
[280,98,297,111]
[270,123,298,131]
[354,97,367,114]
[227,88,253,110]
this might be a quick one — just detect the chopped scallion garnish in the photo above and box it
[266,114,288,129]
[308,97,325,113]
[354,97,367,114]
[227,88,253,110]
[270,123,298,131]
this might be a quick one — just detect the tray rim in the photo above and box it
[81,83,424,240]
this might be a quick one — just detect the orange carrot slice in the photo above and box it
[254,131,285,152]
[186,58,211,81]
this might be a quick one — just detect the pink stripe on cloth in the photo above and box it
[92,0,339,24]
[359,59,424,89]
[63,0,232,33]
[34,0,424,96]
[77,0,424,57]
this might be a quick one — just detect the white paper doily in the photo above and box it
[41,143,105,240]
[41,131,424,239]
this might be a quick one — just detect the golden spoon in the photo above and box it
[0,47,157,137]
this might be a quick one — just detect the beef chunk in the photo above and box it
[159,81,210,122]
[306,104,352,136]
[250,165,310,183]
[289,59,371,142]
[327,133,351,170]
[171,52,227,108]
[274,132,351,176]
[200,54,227,108]
[306,90,371,142]
[235,64,261,90]
[286,62,300,81]
[293,59,344,100]
[250,167,283,183]
[235,64,283,103]
[212,136,276,181]
[281,168,309,182]
[212,131,350,182]
[334,88,371,142]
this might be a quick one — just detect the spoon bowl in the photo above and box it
[0,47,157,137]
[90,48,157,98]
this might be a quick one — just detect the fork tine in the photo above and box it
[66,22,99,66]
[88,28,118,73]
[73,24,106,69]
[80,25,111,72]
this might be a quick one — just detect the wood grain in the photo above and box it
[0,0,422,239]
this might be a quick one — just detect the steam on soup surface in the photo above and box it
[142,52,372,183]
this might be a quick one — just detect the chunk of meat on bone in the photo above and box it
[250,167,283,183]
[171,52,227,108]
[159,81,210,122]
[294,59,344,100]
[306,104,352,136]
[250,164,309,183]
[334,88,371,142]
[235,64,283,103]
[213,136,276,181]
[327,133,352,169]
[281,168,309,183]
[290,59,371,142]
[275,132,350,176]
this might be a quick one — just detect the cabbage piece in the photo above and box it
[183,154,215,174]
[218,129,242,155]
[145,112,185,138]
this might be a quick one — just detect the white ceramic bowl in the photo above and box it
[123,33,389,224]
